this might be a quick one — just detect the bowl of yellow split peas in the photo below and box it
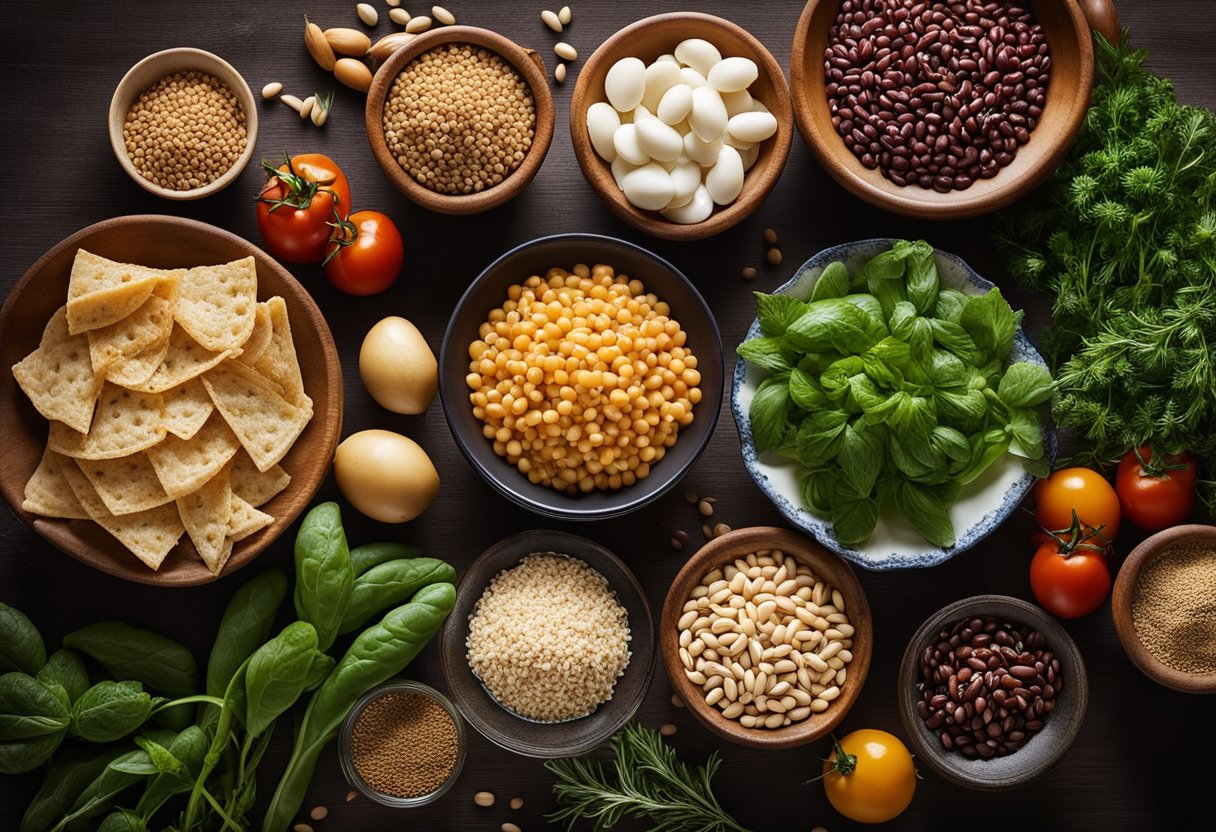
[438,233,724,520]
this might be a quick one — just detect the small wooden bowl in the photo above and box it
[366,26,555,215]
[660,526,872,749]
[570,13,794,241]
[108,48,258,200]
[0,216,343,586]
[1111,524,1216,694]
[897,595,1089,790]
[790,0,1118,219]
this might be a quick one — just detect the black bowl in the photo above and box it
[439,529,655,758]
[438,233,723,520]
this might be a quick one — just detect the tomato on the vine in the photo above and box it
[256,153,351,263]
[1116,446,1197,531]
[817,730,917,824]
[1034,467,1120,543]
[323,211,403,296]
[1029,533,1111,619]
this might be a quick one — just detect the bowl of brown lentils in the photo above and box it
[108,47,257,200]
[366,25,555,215]
[898,594,1088,790]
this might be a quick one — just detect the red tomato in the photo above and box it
[1029,538,1111,619]
[1034,467,1120,543]
[323,211,404,296]
[256,153,351,263]
[1116,446,1197,531]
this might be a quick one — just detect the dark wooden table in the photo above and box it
[3,2,1214,830]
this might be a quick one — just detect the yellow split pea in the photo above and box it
[466,264,701,494]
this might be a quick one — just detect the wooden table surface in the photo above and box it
[2,1,1213,830]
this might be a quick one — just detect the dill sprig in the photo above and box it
[545,723,751,832]
[993,30,1216,507]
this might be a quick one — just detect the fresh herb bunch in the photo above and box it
[546,722,751,832]
[738,240,1052,547]
[994,32,1216,506]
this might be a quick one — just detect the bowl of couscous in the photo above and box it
[437,233,724,521]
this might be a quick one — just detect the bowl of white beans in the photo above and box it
[570,13,794,241]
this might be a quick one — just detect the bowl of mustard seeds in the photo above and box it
[108,47,257,200]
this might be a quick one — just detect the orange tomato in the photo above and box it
[1034,467,1120,542]
[820,729,917,824]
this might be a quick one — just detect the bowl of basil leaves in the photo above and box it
[732,239,1055,570]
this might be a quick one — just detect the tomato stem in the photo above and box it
[256,152,341,215]
[805,737,857,783]
[1042,508,1110,558]
[1133,445,1192,478]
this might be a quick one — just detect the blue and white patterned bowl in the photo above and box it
[731,239,1054,571]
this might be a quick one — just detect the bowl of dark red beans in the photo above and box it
[790,0,1119,219]
[897,594,1089,790]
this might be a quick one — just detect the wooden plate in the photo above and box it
[0,215,343,586]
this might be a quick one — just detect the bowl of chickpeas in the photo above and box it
[438,234,723,520]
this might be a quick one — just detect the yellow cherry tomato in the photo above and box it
[820,729,917,824]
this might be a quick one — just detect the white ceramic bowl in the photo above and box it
[731,239,1054,570]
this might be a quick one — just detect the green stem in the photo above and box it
[201,785,243,832]
[151,694,225,714]
[182,658,249,829]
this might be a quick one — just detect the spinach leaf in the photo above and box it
[809,261,850,302]
[958,430,1013,485]
[135,725,206,818]
[1010,408,1045,459]
[894,481,957,547]
[0,604,45,676]
[63,623,197,697]
[736,337,794,374]
[931,426,973,463]
[786,299,881,355]
[70,682,152,743]
[749,377,791,453]
[801,470,837,517]
[1,731,64,776]
[37,651,89,705]
[796,410,850,463]
[847,374,888,415]
[0,672,69,741]
[929,349,969,389]
[936,389,989,433]
[934,288,970,322]
[245,622,322,739]
[350,542,421,576]
[838,422,884,496]
[998,362,1054,408]
[339,558,458,635]
[293,502,354,653]
[930,319,981,364]
[960,287,1021,363]
[788,367,830,412]
[754,292,807,337]
[20,745,129,832]
[50,732,173,832]
[97,810,146,832]
[831,483,879,546]
[900,240,940,314]
[206,569,287,701]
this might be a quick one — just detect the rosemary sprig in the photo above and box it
[546,723,751,832]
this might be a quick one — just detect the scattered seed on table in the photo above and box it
[670,535,684,550]
[510,796,525,809]
[502,824,522,832]
[345,789,358,802]
[406,15,433,33]
[356,3,378,26]
[555,63,566,83]
[702,523,714,540]
[541,10,562,31]
[390,8,410,25]
[812,827,830,832]
[262,81,283,99]
[387,0,401,5]
[292,825,313,832]
[659,723,678,736]
[684,490,698,504]
[299,95,316,120]
[741,266,757,280]
[672,693,685,708]
[558,5,572,25]
[697,497,715,517]
[309,806,328,821]
[713,523,732,537]
[763,227,778,245]
[766,248,782,266]
[474,791,496,807]
[432,5,456,25]
[554,42,577,62]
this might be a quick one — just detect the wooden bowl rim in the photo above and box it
[365,26,555,215]
[0,214,343,586]
[659,525,872,749]
[789,0,1095,219]
[107,47,258,201]
[1111,524,1216,694]
[569,11,794,241]
[896,594,1090,790]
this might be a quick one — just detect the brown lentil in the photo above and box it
[698,497,715,517]
[383,43,535,195]
[350,691,460,798]
[766,248,782,266]
[917,616,1060,759]
[741,266,758,280]
[659,723,678,736]
[1132,542,1216,675]
[763,228,779,245]
[824,0,1050,192]
[510,796,525,810]
[122,70,247,191]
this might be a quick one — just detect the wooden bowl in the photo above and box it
[1111,524,1216,694]
[570,13,794,241]
[0,216,343,586]
[108,48,258,200]
[365,26,555,215]
[897,595,1089,790]
[790,0,1118,219]
[659,526,872,749]
[439,529,655,758]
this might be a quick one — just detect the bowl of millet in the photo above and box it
[365,25,556,215]
[108,47,257,200]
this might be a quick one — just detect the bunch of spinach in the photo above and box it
[994,31,1216,507]
[11,501,457,832]
[739,240,1052,547]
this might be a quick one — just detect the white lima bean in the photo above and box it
[635,117,683,162]
[673,38,722,75]
[541,10,562,32]
[728,111,779,145]
[688,86,728,142]
[621,164,674,210]
[661,183,713,224]
[604,57,646,112]
[707,56,759,93]
[657,84,693,125]
[612,123,649,166]
[558,5,572,25]
[641,60,683,111]
[585,102,620,163]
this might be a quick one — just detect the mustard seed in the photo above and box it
[350,691,459,798]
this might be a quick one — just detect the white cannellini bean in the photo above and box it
[683,131,723,166]
[641,60,684,111]
[656,84,693,126]
[261,82,283,99]
[689,86,728,142]
[558,5,572,25]
[656,53,679,65]
[612,123,649,165]
[605,57,646,112]
[669,158,700,202]
[705,144,744,205]
[707,56,759,92]
[679,66,708,89]
[555,42,577,62]
[621,163,674,211]
[541,10,562,31]
[727,111,778,144]
[635,118,684,162]
[611,156,638,189]
[674,37,722,75]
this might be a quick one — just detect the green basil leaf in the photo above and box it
[1021,454,1051,479]
[135,725,206,818]
[293,502,354,654]
[957,429,1012,485]
[929,349,969,389]
[788,367,831,411]
[960,286,1021,363]
[934,288,971,323]
[37,650,89,706]
[754,292,808,337]
[63,623,197,698]
[736,337,794,374]
[133,737,181,777]
[801,471,836,517]
[1,732,65,776]
[1009,408,1045,459]
[998,362,1054,408]
[847,374,888,414]
[931,319,982,364]
[245,622,322,739]
[889,432,941,479]
[70,682,152,743]
[98,809,147,832]
[0,673,69,741]
[749,376,791,453]
[0,604,45,677]
[894,481,957,547]
[841,293,889,336]
[831,490,879,545]
[19,744,130,832]
[107,751,157,777]
[787,299,881,354]
[936,389,989,433]
[796,410,850,462]
[901,240,940,314]
[931,426,973,463]
[809,261,850,302]
[838,422,884,495]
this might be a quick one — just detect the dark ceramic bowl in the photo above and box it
[439,529,655,758]
[897,595,1088,790]
[438,234,723,520]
